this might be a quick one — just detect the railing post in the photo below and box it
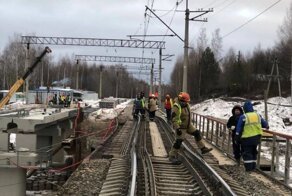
[284,139,291,185]
[275,137,280,173]
[215,122,219,146]
[206,119,209,140]
[222,124,226,151]
[211,121,214,143]
[202,117,205,136]
[199,115,202,131]
[271,134,277,176]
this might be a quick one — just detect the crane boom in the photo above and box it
[0,46,51,109]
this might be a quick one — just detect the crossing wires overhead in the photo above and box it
[223,0,282,38]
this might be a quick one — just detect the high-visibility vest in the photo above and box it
[242,112,263,138]
[164,98,173,109]
[135,98,145,108]
[173,102,182,125]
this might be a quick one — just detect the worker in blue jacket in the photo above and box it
[235,100,268,172]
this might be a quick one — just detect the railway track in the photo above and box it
[83,110,248,195]
[59,106,290,195]
[134,116,239,196]
[157,114,250,196]
[91,116,140,195]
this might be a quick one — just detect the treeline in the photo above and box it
[0,35,149,98]
[1,5,292,101]
[170,5,292,101]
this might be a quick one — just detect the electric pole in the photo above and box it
[25,43,30,104]
[76,60,79,89]
[99,65,103,99]
[182,0,213,92]
[150,63,154,95]
[41,61,44,86]
[182,0,190,92]
[115,71,119,98]
[158,48,162,107]
[291,55,292,105]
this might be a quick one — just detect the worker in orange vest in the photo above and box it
[164,94,173,121]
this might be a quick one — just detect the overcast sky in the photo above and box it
[0,0,290,84]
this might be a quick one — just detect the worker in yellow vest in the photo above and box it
[133,93,145,119]
[169,92,212,164]
[235,100,268,172]
[164,94,173,121]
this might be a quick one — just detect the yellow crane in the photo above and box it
[0,46,52,109]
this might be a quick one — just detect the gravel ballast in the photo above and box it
[55,159,110,196]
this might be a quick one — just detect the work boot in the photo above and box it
[236,159,240,166]
[169,156,181,165]
[201,147,213,154]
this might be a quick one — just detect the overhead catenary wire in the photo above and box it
[162,0,183,41]
[222,0,282,38]
[211,0,237,17]
[141,0,155,69]
[189,0,233,45]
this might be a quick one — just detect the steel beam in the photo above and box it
[21,36,165,49]
[75,55,155,64]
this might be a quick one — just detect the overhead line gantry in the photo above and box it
[75,55,155,65]
[75,54,156,98]
[21,36,165,49]
[21,35,165,100]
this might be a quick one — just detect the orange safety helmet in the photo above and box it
[178,92,190,102]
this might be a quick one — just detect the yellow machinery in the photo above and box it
[0,46,52,109]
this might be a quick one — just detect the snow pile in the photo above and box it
[191,97,292,134]
[1,100,26,110]
[88,99,131,120]
[191,98,238,119]
[83,99,100,108]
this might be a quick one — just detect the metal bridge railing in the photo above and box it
[192,112,292,187]
[0,149,53,169]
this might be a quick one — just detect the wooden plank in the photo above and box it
[149,122,168,157]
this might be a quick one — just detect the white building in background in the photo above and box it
[0,90,25,103]
[27,86,83,104]
[82,91,98,100]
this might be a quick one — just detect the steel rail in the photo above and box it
[129,116,140,196]
[139,120,157,195]
[157,116,236,196]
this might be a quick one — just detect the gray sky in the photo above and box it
[0,0,290,84]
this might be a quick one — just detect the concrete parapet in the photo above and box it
[0,167,26,196]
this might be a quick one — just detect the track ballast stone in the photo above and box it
[56,159,110,196]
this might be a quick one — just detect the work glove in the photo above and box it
[234,134,241,145]
[176,129,182,136]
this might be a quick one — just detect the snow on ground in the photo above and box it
[88,99,131,120]
[83,99,100,108]
[192,96,292,178]
[191,96,292,135]
[1,100,26,110]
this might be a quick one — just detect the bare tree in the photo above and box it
[211,28,223,60]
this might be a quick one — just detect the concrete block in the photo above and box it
[0,167,26,196]
[16,134,37,151]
